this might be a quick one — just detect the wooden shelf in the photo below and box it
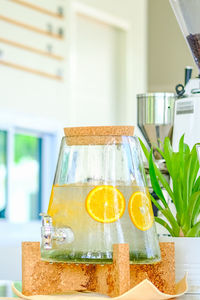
[0,60,63,81]
[0,37,64,61]
[9,0,64,19]
[0,15,64,40]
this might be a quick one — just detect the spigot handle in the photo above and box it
[41,214,54,250]
[41,213,74,250]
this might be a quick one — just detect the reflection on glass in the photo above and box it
[10,133,42,222]
[0,131,7,219]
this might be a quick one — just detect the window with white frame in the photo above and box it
[0,127,57,223]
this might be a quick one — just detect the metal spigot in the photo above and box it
[40,213,74,250]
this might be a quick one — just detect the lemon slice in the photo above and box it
[128,191,154,231]
[86,185,125,223]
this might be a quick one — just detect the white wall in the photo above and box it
[0,0,148,281]
[78,0,148,126]
[148,0,196,92]
[0,0,68,127]
[0,0,148,127]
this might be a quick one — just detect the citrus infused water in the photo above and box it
[41,184,160,264]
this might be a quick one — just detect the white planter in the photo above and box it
[160,237,200,294]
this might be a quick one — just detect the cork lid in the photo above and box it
[64,126,134,145]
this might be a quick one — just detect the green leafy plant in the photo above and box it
[139,136,200,237]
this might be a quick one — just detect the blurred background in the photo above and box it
[0,0,197,283]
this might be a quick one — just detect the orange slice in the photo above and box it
[86,185,125,223]
[128,191,154,231]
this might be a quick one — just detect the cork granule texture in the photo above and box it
[22,242,175,297]
[130,243,175,294]
[63,126,135,145]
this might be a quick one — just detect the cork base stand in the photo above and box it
[22,242,175,298]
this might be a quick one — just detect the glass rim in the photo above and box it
[61,135,137,146]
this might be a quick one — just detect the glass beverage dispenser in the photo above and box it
[41,126,160,264]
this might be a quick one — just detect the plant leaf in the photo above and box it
[157,138,164,150]
[178,135,186,188]
[162,138,173,174]
[139,135,200,237]
[188,191,200,227]
[152,202,180,236]
[150,194,164,211]
[155,146,164,159]
[186,221,200,237]
[189,145,200,196]
[149,149,168,208]
[179,135,190,156]
[193,176,200,193]
[155,217,175,237]
[139,138,174,201]
[175,176,184,226]
[191,194,200,227]
[149,162,180,235]
[182,155,192,207]
[161,208,180,236]
[139,138,150,161]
